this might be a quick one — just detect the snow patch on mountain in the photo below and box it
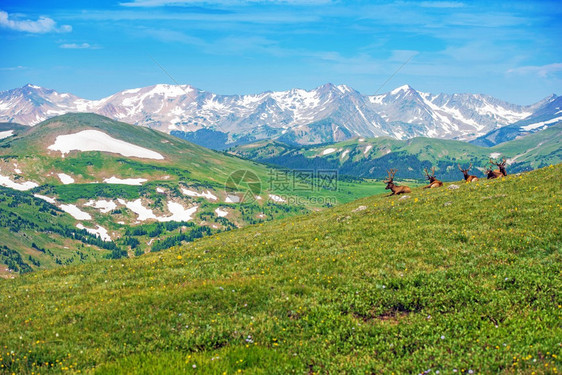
[60,204,91,220]
[123,199,156,221]
[76,224,111,241]
[33,194,56,204]
[57,173,75,184]
[269,194,286,203]
[520,116,562,131]
[390,85,412,95]
[122,198,197,222]
[103,176,147,185]
[181,188,218,201]
[85,199,117,213]
[225,194,240,203]
[163,202,198,222]
[0,130,14,139]
[48,130,164,160]
[0,173,38,191]
[215,207,228,217]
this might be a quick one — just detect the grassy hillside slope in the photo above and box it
[0,187,118,278]
[229,123,562,180]
[0,165,560,374]
[0,113,385,273]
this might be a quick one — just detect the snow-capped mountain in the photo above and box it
[368,85,536,140]
[0,83,556,148]
[471,95,562,146]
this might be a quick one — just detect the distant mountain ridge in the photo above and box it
[0,83,559,148]
[471,95,562,146]
[229,122,562,181]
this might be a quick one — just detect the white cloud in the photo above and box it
[0,65,27,71]
[60,43,99,49]
[0,10,71,33]
[507,63,562,78]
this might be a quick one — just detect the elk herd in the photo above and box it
[384,157,508,196]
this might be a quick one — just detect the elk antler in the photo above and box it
[389,169,397,179]
[468,163,472,171]
[385,169,394,182]
[431,166,436,176]
[458,163,463,171]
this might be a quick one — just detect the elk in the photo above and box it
[423,167,443,188]
[483,166,497,179]
[384,169,411,196]
[458,163,479,182]
[487,157,507,179]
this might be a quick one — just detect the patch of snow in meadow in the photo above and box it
[269,194,286,203]
[60,204,91,220]
[33,194,56,204]
[122,199,197,222]
[85,199,117,213]
[0,174,38,191]
[48,130,164,160]
[123,199,157,221]
[215,207,228,217]
[181,188,218,201]
[364,145,373,155]
[0,130,14,140]
[159,202,197,222]
[321,148,336,156]
[225,194,240,203]
[489,152,501,159]
[156,187,165,193]
[76,224,111,241]
[104,176,147,185]
[57,173,75,184]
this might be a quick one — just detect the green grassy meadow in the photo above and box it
[0,164,560,374]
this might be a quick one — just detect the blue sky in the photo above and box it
[0,0,561,104]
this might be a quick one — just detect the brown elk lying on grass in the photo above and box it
[423,167,443,188]
[458,163,479,182]
[384,169,411,196]
[486,157,507,179]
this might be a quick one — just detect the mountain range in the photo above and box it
[1,83,560,149]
